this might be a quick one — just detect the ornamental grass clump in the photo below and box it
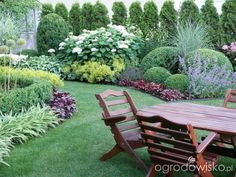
[0,105,58,165]
[179,54,236,98]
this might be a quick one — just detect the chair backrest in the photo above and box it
[224,89,236,108]
[96,89,140,133]
[137,115,199,169]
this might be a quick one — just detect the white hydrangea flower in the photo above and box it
[111,49,116,52]
[70,35,79,41]
[48,49,55,53]
[91,48,98,52]
[59,46,64,50]
[118,43,129,49]
[72,47,82,54]
[76,40,83,45]
[107,38,113,42]
[59,42,66,47]
[65,38,69,41]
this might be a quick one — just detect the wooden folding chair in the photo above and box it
[95,89,148,172]
[224,89,236,108]
[137,115,219,177]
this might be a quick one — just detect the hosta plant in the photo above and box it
[49,89,77,119]
[57,24,143,64]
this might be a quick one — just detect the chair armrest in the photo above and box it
[102,115,126,126]
[197,132,217,154]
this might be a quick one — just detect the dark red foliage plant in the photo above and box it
[144,82,164,95]
[49,89,77,119]
[159,89,184,101]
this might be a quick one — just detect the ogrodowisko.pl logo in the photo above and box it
[154,156,234,174]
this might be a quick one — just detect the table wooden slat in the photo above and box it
[137,103,236,136]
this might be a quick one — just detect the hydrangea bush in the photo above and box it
[57,24,143,64]
[179,54,236,98]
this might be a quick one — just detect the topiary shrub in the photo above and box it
[185,48,233,72]
[164,74,189,92]
[37,13,69,54]
[141,46,179,73]
[143,67,171,84]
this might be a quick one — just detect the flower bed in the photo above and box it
[118,79,185,101]
[0,76,52,114]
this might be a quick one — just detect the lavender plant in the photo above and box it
[179,54,236,98]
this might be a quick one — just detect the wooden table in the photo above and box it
[137,103,236,158]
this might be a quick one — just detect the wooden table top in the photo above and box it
[137,103,236,136]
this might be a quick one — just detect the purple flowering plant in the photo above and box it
[179,54,236,98]
[49,89,77,119]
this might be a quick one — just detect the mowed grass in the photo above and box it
[0,81,235,177]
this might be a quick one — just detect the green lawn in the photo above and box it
[0,81,235,177]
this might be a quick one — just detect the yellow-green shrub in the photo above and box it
[0,67,64,87]
[63,59,125,83]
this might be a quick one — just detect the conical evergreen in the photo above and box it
[112,1,127,26]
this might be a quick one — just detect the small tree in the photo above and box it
[129,1,143,29]
[55,3,68,21]
[112,1,127,25]
[80,2,94,30]
[220,0,236,44]
[179,0,200,24]
[200,0,219,45]
[92,1,110,29]
[159,0,177,39]
[69,3,81,35]
[41,3,54,18]
[141,1,158,38]
[37,13,69,54]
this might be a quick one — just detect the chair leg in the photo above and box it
[100,144,122,161]
[122,142,148,172]
[146,165,156,177]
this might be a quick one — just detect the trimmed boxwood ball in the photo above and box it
[37,13,69,54]
[164,74,189,92]
[144,67,171,84]
[141,46,179,73]
[185,49,233,72]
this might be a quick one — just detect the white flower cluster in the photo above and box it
[57,24,139,58]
